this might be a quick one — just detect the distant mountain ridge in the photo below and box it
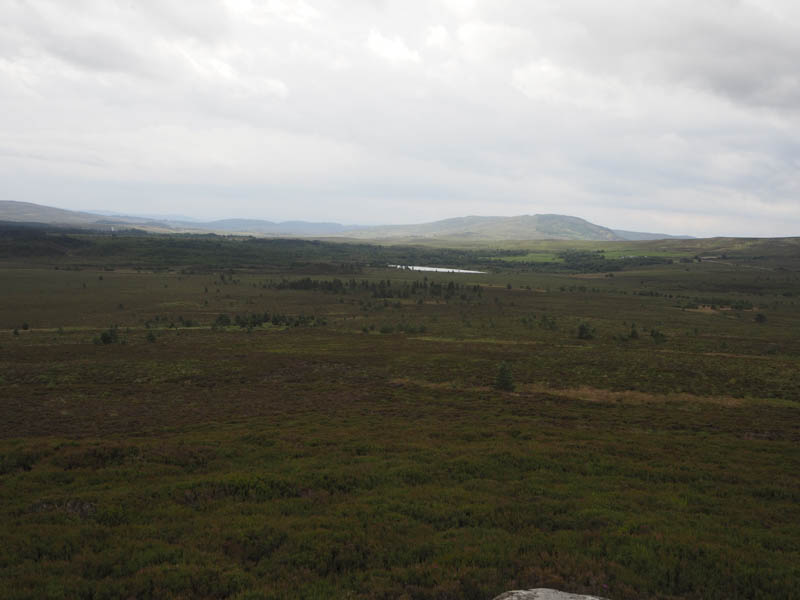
[0,200,693,241]
[198,219,349,236]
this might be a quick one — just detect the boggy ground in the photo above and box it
[1,233,799,599]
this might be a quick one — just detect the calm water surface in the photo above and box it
[388,264,486,274]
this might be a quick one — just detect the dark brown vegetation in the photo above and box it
[1,229,799,599]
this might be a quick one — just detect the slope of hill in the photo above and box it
[345,214,623,241]
[0,200,104,226]
[0,200,166,229]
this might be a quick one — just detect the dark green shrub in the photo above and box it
[651,329,667,344]
[577,322,595,340]
[214,314,232,327]
[494,362,515,391]
[99,326,119,345]
[539,315,557,330]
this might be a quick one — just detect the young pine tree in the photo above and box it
[494,361,515,392]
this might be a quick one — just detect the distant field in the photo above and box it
[1,230,799,599]
[598,249,691,260]
[493,250,692,263]
[488,252,563,262]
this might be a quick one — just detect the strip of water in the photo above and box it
[387,264,486,274]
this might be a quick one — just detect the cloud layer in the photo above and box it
[1,0,799,236]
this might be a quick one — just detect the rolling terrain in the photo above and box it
[0,228,798,599]
[0,200,692,241]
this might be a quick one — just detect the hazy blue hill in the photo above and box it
[85,210,204,222]
[613,229,695,241]
[344,216,497,238]
[200,219,349,235]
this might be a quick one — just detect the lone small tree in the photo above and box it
[494,361,515,392]
[577,322,595,340]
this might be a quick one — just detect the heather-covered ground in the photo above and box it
[1,232,798,599]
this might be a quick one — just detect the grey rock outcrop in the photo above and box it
[492,589,608,600]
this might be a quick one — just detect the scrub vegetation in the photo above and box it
[1,227,799,599]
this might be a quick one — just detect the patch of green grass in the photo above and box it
[488,252,562,263]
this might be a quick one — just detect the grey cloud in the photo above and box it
[481,0,800,112]
[135,0,232,42]
[42,31,154,76]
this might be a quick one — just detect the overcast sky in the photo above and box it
[1,0,799,236]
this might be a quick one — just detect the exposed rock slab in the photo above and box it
[492,589,608,600]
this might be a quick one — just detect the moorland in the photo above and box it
[1,226,798,599]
